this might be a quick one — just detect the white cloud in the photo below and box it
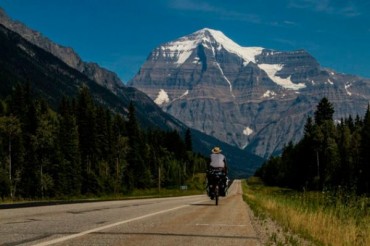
[168,0,261,23]
[169,0,217,12]
[287,0,361,17]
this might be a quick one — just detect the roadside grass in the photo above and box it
[0,173,207,206]
[242,177,370,246]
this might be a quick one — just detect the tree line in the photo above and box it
[0,84,207,200]
[256,97,370,195]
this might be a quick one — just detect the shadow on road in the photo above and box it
[190,203,218,206]
[92,231,259,240]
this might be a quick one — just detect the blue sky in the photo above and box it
[1,0,369,82]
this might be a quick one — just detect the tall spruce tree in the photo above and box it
[314,98,336,189]
[0,115,21,198]
[112,114,128,192]
[300,116,318,188]
[125,102,150,189]
[32,112,57,198]
[58,97,81,196]
[359,105,370,194]
[77,86,98,194]
[185,128,192,152]
[314,97,334,126]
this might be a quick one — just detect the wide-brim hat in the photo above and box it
[212,147,222,153]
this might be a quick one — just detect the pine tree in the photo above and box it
[0,100,5,116]
[337,123,352,187]
[32,112,57,198]
[359,105,370,194]
[314,98,337,189]
[125,102,150,189]
[314,97,334,126]
[95,106,109,160]
[0,115,21,198]
[76,86,98,194]
[58,97,81,196]
[185,128,192,151]
[323,137,340,187]
[300,116,317,188]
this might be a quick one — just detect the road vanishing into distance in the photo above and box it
[0,180,260,245]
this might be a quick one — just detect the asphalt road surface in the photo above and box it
[0,180,260,245]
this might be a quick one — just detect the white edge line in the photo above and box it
[33,199,206,246]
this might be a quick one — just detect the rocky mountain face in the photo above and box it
[0,8,124,93]
[129,28,370,158]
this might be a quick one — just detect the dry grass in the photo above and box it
[243,178,370,246]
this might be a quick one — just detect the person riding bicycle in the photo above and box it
[207,146,228,197]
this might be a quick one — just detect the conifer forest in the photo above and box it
[256,98,370,195]
[0,84,208,200]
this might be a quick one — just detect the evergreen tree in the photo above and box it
[95,106,110,160]
[314,97,334,125]
[125,102,150,189]
[58,97,81,196]
[10,86,41,198]
[320,120,338,188]
[0,167,10,200]
[337,124,351,186]
[113,135,129,193]
[323,137,340,187]
[350,129,362,191]
[345,115,355,132]
[359,105,370,194]
[164,130,187,160]
[8,84,28,123]
[0,115,21,198]
[311,124,325,189]
[31,112,57,198]
[313,98,336,189]
[0,100,5,116]
[76,86,98,194]
[185,128,192,151]
[300,116,317,188]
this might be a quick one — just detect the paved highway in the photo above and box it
[0,180,260,245]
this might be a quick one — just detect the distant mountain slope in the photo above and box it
[129,28,370,158]
[0,8,124,93]
[0,22,181,129]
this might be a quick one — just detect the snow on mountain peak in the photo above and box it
[194,28,264,63]
[154,89,170,105]
[159,28,263,66]
[155,28,306,91]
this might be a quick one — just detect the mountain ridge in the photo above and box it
[129,28,370,158]
[0,8,124,93]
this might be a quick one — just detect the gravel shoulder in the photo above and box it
[245,202,316,246]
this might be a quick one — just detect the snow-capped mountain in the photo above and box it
[129,28,370,158]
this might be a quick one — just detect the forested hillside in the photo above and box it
[256,98,370,195]
[0,84,207,199]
